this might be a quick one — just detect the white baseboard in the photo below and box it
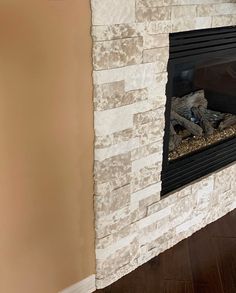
[59,274,96,293]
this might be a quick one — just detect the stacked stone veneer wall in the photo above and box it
[91,0,236,289]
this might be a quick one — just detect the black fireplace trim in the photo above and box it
[162,137,236,195]
[169,25,236,60]
[161,26,236,196]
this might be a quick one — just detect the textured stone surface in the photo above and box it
[93,37,143,70]
[94,81,148,111]
[136,6,171,22]
[91,0,236,289]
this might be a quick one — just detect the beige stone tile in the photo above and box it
[212,15,236,27]
[92,23,144,42]
[94,101,150,136]
[144,33,169,49]
[133,107,165,125]
[131,181,162,204]
[131,163,162,193]
[136,6,171,22]
[92,0,136,25]
[214,168,233,194]
[197,4,215,17]
[131,141,163,161]
[96,258,139,289]
[93,37,143,70]
[172,17,196,32]
[96,223,138,249]
[96,238,139,277]
[146,21,172,34]
[95,128,133,149]
[172,5,197,19]
[94,81,148,111]
[95,204,139,239]
[134,119,165,145]
[94,80,125,111]
[143,47,169,70]
[195,17,212,29]
[94,152,131,183]
[214,3,236,16]
[95,184,131,217]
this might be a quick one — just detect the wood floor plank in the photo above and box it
[213,236,236,293]
[209,211,236,238]
[162,240,193,283]
[188,228,224,293]
[163,280,194,293]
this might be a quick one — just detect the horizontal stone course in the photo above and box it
[92,0,236,289]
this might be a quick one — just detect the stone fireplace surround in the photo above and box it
[91,0,236,289]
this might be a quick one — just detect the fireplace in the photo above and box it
[162,26,236,196]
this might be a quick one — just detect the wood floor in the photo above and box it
[96,209,236,293]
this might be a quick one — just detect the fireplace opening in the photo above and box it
[161,26,236,196]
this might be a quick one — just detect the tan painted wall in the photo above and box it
[0,1,95,293]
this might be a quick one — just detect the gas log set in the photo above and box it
[169,90,236,160]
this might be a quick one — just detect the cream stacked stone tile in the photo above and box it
[143,33,169,49]
[212,3,236,15]
[93,37,143,70]
[134,119,164,145]
[94,152,131,183]
[212,15,236,27]
[95,203,139,239]
[192,176,215,211]
[131,181,162,204]
[143,47,169,68]
[92,0,236,289]
[96,236,139,278]
[95,184,131,218]
[172,17,213,32]
[197,4,217,17]
[146,21,172,34]
[91,0,136,25]
[96,257,140,289]
[131,141,163,161]
[95,128,133,149]
[92,23,145,42]
[171,5,197,19]
[136,6,171,22]
[94,81,148,112]
[93,63,158,90]
[131,163,162,192]
[94,100,153,136]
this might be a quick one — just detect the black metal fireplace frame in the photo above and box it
[161,26,236,196]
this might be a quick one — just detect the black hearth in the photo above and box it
[161,26,236,196]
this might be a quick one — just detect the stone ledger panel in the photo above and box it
[91,0,236,289]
